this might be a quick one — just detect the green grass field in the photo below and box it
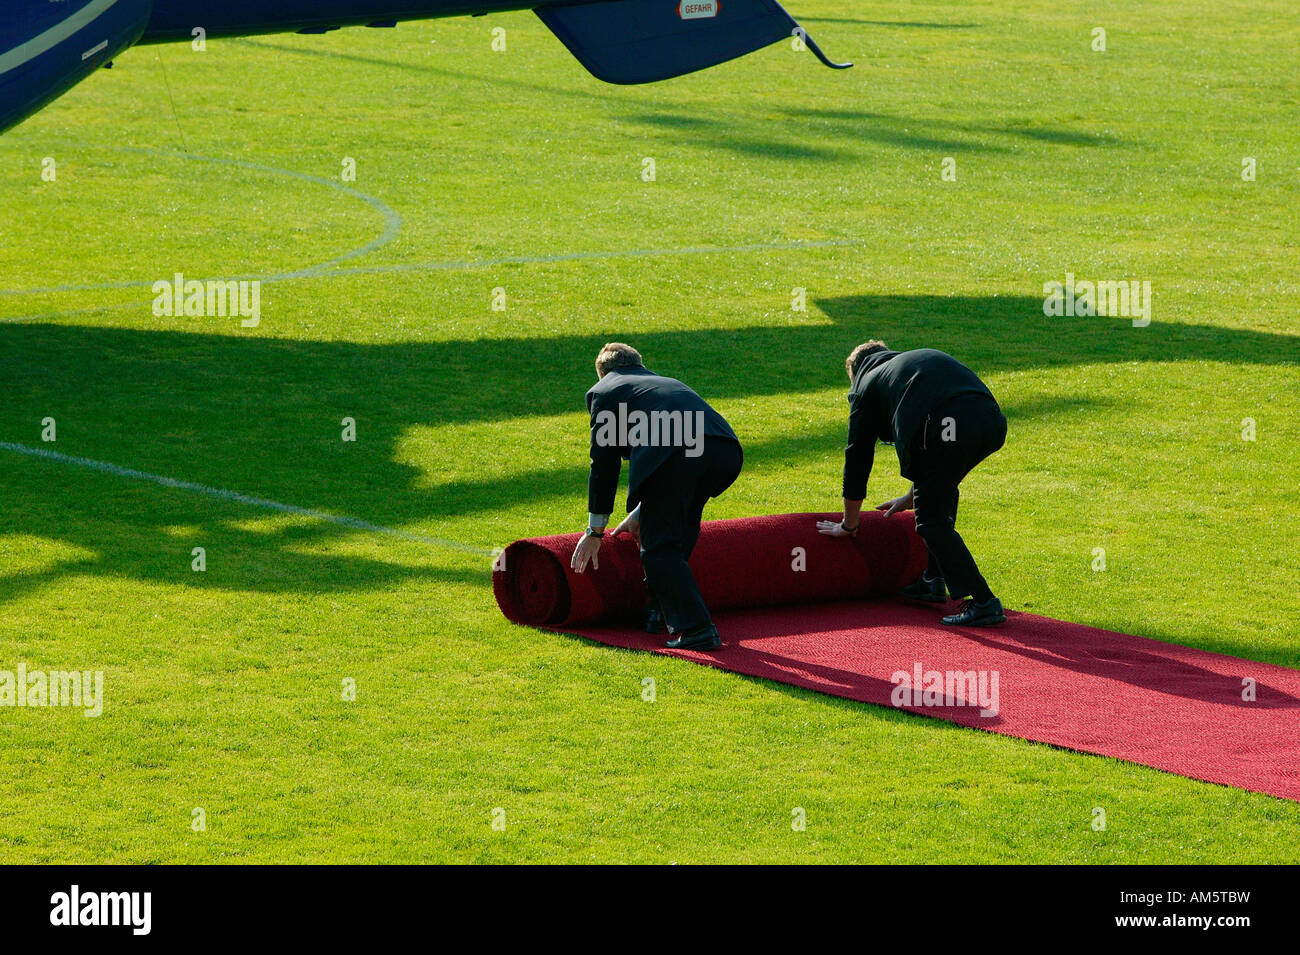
[1,0,1298,863]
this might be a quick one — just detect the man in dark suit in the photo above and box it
[817,341,1008,626]
[571,343,743,650]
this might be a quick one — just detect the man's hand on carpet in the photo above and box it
[571,533,602,573]
[877,489,915,517]
[612,512,641,547]
[816,519,855,538]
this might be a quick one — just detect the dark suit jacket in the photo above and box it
[586,366,738,515]
[843,348,997,498]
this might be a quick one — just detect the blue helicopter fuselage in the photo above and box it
[1,0,845,135]
[0,0,530,134]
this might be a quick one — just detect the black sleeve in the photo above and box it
[842,393,875,501]
[587,391,622,515]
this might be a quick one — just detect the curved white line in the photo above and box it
[0,0,123,76]
[0,143,404,298]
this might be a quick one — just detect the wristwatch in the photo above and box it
[585,528,604,538]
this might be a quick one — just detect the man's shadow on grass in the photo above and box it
[0,295,1295,602]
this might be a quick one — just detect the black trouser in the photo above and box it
[908,394,1007,601]
[637,437,743,634]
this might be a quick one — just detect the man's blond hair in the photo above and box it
[595,342,644,378]
[846,340,889,379]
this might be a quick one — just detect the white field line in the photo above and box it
[0,441,491,557]
[0,145,404,299]
[2,238,857,299]
[0,238,860,324]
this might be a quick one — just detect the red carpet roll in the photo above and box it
[493,511,928,627]
[493,512,1300,802]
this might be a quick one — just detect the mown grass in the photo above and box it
[0,0,1297,862]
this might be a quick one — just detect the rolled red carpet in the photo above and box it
[493,512,1300,801]
[493,511,928,627]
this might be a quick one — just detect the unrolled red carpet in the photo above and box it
[494,512,1300,801]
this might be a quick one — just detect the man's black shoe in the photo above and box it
[642,606,667,634]
[665,624,723,651]
[902,574,948,604]
[941,597,1006,627]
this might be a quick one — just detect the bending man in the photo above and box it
[571,343,743,650]
[817,341,1008,627]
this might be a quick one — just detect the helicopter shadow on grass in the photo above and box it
[0,296,1295,602]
